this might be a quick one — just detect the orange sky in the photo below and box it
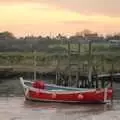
[0,0,120,37]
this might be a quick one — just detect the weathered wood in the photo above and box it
[101,55,105,72]
[76,43,81,87]
[68,41,72,86]
[88,41,92,87]
[55,55,61,85]
[33,50,37,81]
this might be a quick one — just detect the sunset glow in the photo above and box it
[0,1,120,36]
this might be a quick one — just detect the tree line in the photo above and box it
[0,30,120,52]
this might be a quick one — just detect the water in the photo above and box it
[0,79,120,120]
[0,97,120,120]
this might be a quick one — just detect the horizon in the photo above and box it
[0,0,120,37]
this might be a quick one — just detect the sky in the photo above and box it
[0,0,120,37]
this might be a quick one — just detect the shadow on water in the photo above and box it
[0,96,120,120]
[21,100,120,120]
[23,100,114,113]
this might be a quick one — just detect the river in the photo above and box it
[0,97,120,120]
[0,79,120,120]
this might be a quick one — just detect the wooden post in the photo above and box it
[68,41,72,86]
[88,41,92,88]
[56,55,60,85]
[76,43,81,87]
[55,60,58,85]
[110,62,114,103]
[95,74,99,88]
[101,55,105,72]
[101,76,105,88]
[33,50,37,81]
[110,62,114,88]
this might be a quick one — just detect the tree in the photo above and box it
[80,29,92,36]
[56,34,67,41]
[0,31,16,40]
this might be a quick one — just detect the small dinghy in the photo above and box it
[20,77,113,104]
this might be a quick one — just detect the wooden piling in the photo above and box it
[76,43,81,87]
[101,55,105,72]
[68,41,72,86]
[33,50,37,81]
[88,41,92,87]
[111,62,114,88]
[56,54,60,85]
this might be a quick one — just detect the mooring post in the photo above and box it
[111,63,114,88]
[111,63,114,104]
[55,66,58,85]
[101,55,105,72]
[88,41,92,88]
[56,54,60,85]
[33,50,37,81]
[76,43,81,87]
[68,41,72,86]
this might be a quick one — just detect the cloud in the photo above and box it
[63,0,120,17]
[0,0,120,36]
[1,0,120,17]
[63,20,102,25]
[39,0,120,17]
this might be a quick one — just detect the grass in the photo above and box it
[0,43,120,73]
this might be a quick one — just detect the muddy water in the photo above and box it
[0,97,120,120]
[0,79,120,120]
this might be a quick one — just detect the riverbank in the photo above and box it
[0,65,120,83]
[0,65,56,79]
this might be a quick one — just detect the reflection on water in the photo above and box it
[0,79,120,120]
[0,97,120,120]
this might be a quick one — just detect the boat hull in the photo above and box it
[24,88,112,104]
[20,78,113,104]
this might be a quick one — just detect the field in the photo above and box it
[0,42,120,74]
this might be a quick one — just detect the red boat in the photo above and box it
[20,77,113,104]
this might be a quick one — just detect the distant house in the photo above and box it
[69,35,84,44]
[109,40,120,47]
[84,33,103,41]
